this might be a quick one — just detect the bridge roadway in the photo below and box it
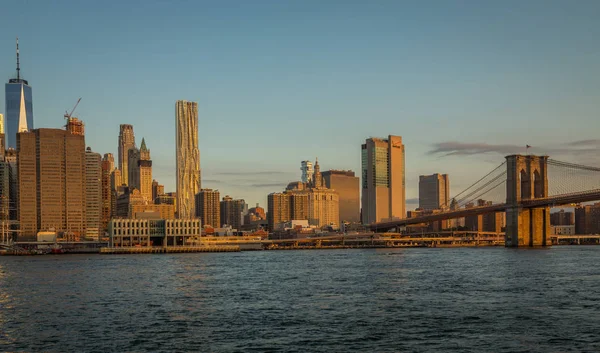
[370,189,600,232]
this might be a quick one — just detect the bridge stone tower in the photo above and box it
[505,155,550,247]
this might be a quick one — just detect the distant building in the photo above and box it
[101,155,113,234]
[195,189,220,227]
[138,138,152,203]
[85,148,102,240]
[116,188,145,218]
[118,124,135,186]
[176,100,201,219]
[127,147,140,190]
[17,127,86,240]
[131,204,175,220]
[419,173,450,210]
[551,225,575,235]
[322,170,360,224]
[108,218,201,247]
[5,38,34,150]
[301,160,314,183]
[268,192,291,232]
[575,203,600,234]
[152,180,164,201]
[220,195,245,229]
[550,210,574,226]
[361,135,405,224]
[464,200,505,232]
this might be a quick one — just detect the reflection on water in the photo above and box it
[1,247,600,352]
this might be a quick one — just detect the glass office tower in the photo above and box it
[5,39,34,150]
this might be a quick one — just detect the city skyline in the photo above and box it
[1,1,600,207]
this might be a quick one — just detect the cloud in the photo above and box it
[428,142,522,156]
[567,139,600,146]
[249,183,288,188]
[214,171,292,176]
[428,140,600,160]
[406,197,419,204]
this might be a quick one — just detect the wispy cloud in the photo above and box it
[214,171,292,176]
[249,183,288,188]
[406,197,419,204]
[567,139,600,146]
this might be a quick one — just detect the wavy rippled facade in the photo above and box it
[175,100,201,219]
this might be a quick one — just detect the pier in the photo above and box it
[99,245,240,254]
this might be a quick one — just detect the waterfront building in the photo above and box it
[5,38,34,150]
[419,173,450,210]
[322,170,360,224]
[175,100,201,219]
[108,218,201,247]
[101,155,113,234]
[551,225,575,235]
[138,138,153,203]
[361,135,406,224]
[300,160,314,183]
[220,195,245,230]
[195,189,220,227]
[85,148,102,240]
[550,210,574,226]
[267,192,291,231]
[118,124,135,186]
[575,203,600,234]
[17,127,86,240]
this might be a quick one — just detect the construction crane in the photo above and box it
[64,98,82,120]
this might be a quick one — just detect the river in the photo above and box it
[1,247,599,352]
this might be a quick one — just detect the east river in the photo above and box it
[1,247,599,352]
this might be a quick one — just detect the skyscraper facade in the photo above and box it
[101,155,114,234]
[195,189,220,227]
[5,39,33,150]
[361,135,405,224]
[127,147,140,190]
[118,124,135,186]
[220,195,246,230]
[176,100,201,219]
[419,173,450,210]
[300,160,314,183]
[17,128,86,240]
[322,170,360,224]
[85,148,102,240]
[138,138,152,203]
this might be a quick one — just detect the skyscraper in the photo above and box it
[195,189,220,227]
[17,127,86,240]
[300,160,314,183]
[85,148,102,240]
[101,155,114,234]
[118,124,135,186]
[0,114,5,154]
[361,135,405,224]
[322,170,360,224]
[5,38,34,149]
[127,147,140,190]
[176,100,200,219]
[419,173,450,210]
[220,195,245,230]
[138,138,153,203]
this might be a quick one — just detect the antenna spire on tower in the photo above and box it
[16,37,20,81]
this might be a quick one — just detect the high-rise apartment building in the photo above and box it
[550,210,574,226]
[101,155,113,234]
[138,138,152,203]
[419,173,450,210]
[322,170,360,224]
[0,114,5,153]
[176,100,201,219]
[5,39,34,150]
[220,196,246,230]
[575,203,600,234]
[361,135,405,224]
[301,160,314,183]
[267,192,291,231]
[85,148,102,240]
[17,128,86,240]
[195,189,220,227]
[118,124,135,186]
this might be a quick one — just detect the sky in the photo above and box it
[1,0,599,209]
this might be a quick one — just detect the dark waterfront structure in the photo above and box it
[5,38,34,150]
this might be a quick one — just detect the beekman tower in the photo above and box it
[5,38,33,149]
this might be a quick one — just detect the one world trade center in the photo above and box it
[5,37,33,150]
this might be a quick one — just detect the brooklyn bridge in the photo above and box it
[370,154,600,247]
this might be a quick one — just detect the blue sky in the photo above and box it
[2,0,599,208]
